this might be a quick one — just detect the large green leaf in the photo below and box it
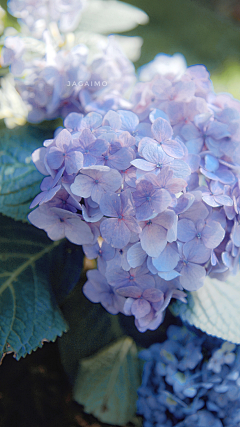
[0,124,54,221]
[0,215,68,360]
[73,337,142,425]
[171,273,240,344]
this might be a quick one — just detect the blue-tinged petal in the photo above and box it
[142,288,164,303]
[171,159,191,179]
[71,174,93,198]
[201,221,225,249]
[118,110,139,133]
[231,221,240,247]
[65,150,83,174]
[138,137,156,155]
[205,154,219,172]
[64,112,83,131]
[174,193,195,215]
[151,117,173,142]
[154,210,175,229]
[177,219,196,242]
[147,256,158,274]
[181,123,200,140]
[206,121,231,139]
[103,110,121,130]
[131,158,156,171]
[185,137,204,155]
[140,223,167,257]
[214,168,235,185]
[158,270,180,280]
[81,112,103,130]
[32,147,49,175]
[183,240,211,264]
[202,193,221,207]
[64,215,94,245]
[152,244,179,271]
[127,243,147,268]
[55,128,72,151]
[179,262,205,291]
[215,195,233,207]
[149,109,170,123]
[100,218,131,248]
[131,298,151,319]
[83,242,99,259]
[47,147,64,170]
[81,205,103,223]
[108,147,134,170]
[162,139,184,159]
[180,199,209,221]
[99,192,120,217]
[123,298,135,315]
[116,286,142,298]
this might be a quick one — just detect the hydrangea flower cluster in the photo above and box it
[1,32,135,123]
[137,325,240,427]
[28,63,240,331]
[8,0,87,38]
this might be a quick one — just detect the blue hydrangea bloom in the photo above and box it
[137,325,240,427]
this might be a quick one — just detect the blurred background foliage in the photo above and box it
[1,0,240,98]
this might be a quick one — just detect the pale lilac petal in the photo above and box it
[127,243,147,268]
[131,298,151,319]
[183,240,211,264]
[151,117,173,142]
[47,147,64,170]
[158,270,180,280]
[142,288,164,303]
[201,221,225,249]
[65,151,83,174]
[32,147,49,175]
[179,263,205,291]
[118,110,139,132]
[130,159,156,171]
[116,286,142,298]
[177,219,196,242]
[152,244,179,272]
[71,174,93,198]
[55,129,72,151]
[140,223,167,257]
[162,139,184,159]
[100,218,131,248]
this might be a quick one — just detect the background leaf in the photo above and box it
[0,215,68,360]
[73,337,142,425]
[0,124,55,221]
[79,0,148,34]
[58,281,124,382]
[49,241,84,306]
[171,273,240,344]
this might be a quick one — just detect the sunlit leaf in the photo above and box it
[79,0,148,34]
[73,337,142,425]
[0,215,68,360]
[171,273,240,344]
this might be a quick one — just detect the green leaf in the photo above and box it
[58,282,124,381]
[0,124,54,221]
[79,0,148,34]
[73,337,142,425]
[0,215,68,360]
[171,273,240,344]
